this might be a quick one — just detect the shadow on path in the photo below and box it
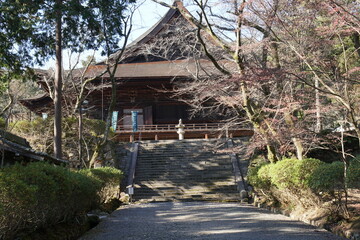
[79,202,345,240]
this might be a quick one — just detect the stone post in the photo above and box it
[175,119,185,140]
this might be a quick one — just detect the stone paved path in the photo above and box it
[79,202,345,240]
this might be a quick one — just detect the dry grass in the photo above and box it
[348,189,360,217]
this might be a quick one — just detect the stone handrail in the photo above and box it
[126,142,139,197]
[227,138,249,202]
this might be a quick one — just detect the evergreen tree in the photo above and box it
[0,0,136,158]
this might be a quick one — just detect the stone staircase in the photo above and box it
[133,139,240,202]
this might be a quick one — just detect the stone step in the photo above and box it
[136,160,230,164]
[134,173,233,179]
[135,171,233,176]
[135,165,232,170]
[134,187,237,193]
[132,139,239,202]
[134,190,238,196]
[139,157,226,160]
[136,167,230,171]
[134,191,239,197]
[134,193,239,200]
[138,154,228,158]
[133,181,236,188]
[138,156,228,159]
[135,168,233,173]
[134,177,234,183]
[137,153,227,157]
[133,194,239,202]
[135,162,231,167]
[136,161,231,165]
[135,171,234,176]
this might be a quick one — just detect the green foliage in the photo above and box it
[79,167,122,205]
[332,36,360,74]
[248,155,273,189]
[0,118,5,129]
[12,117,51,135]
[79,167,122,187]
[250,158,326,191]
[83,118,108,137]
[347,159,360,189]
[0,162,122,239]
[10,117,111,166]
[248,162,271,189]
[293,158,325,187]
[268,158,299,189]
[256,163,274,189]
[251,156,359,207]
[0,0,136,73]
[10,118,53,153]
[308,161,344,192]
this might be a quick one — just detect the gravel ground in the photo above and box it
[79,202,346,240]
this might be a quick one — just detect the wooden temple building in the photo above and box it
[21,1,253,141]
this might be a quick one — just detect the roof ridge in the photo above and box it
[126,6,179,48]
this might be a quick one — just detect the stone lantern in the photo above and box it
[175,119,185,140]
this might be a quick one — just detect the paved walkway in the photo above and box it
[79,202,345,240]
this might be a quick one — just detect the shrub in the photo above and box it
[294,158,325,188]
[256,163,273,189]
[79,167,122,185]
[79,167,123,204]
[0,162,122,240]
[268,158,298,189]
[248,162,271,189]
[347,159,360,189]
[250,158,325,191]
[308,161,344,192]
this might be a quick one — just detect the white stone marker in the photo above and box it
[175,119,185,140]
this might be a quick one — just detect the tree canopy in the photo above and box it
[0,0,135,72]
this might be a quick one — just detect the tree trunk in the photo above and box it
[78,106,84,168]
[315,78,322,133]
[240,83,280,163]
[54,0,63,159]
[284,111,304,160]
[340,125,349,216]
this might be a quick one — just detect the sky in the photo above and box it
[42,0,172,70]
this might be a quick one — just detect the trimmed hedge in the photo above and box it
[308,161,345,192]
[249,157,360,194]
[250,158,324,191]
[0,162,122,240]
[79,167,123,204]
[247,162,271,190]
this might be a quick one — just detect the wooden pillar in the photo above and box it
[204,134,208,139]
[155,134,158,141]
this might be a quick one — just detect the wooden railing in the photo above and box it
[116,122,251,133]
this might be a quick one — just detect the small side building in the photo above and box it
[0,130,68,167]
